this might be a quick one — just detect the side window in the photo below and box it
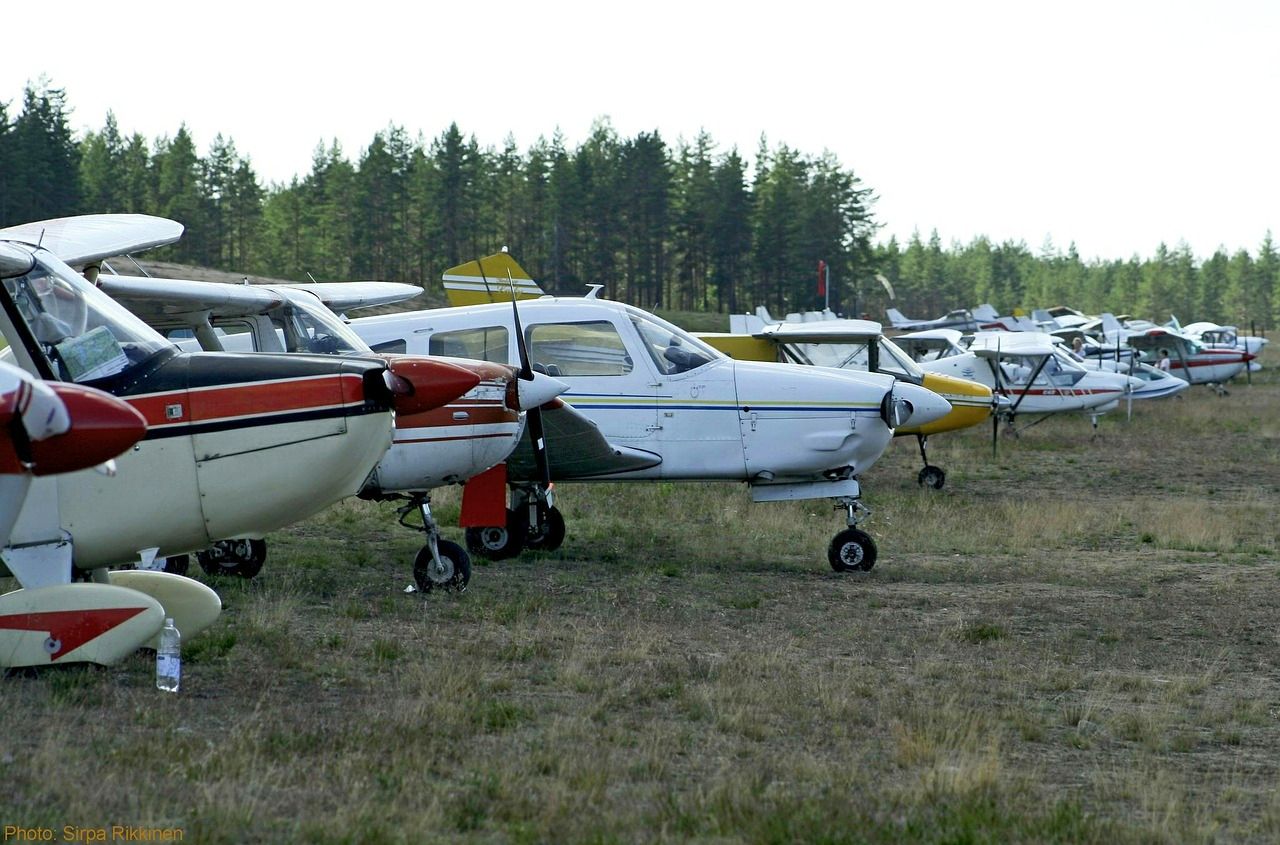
[429,326,509,363]
[370,338,407,354]
[527,321,633,377]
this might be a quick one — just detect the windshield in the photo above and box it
[877,338,926,378]
[268,291,372,354]
[628,309,721,375]
[3,255,171,383]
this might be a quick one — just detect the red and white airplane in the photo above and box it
[0,215,478,664]
[97,273,569,591]
[0,360,169,667]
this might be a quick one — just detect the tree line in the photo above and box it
[1,81,1275,328]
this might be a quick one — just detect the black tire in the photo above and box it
[162,555,190,576]
[828,528,877,573]
[414,540,471,593]
[917,465,946,490]
[197,538,267,578]
[464,508,527,560]
[525,506,566,552]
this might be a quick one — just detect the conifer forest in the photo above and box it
[2,82,1275,328]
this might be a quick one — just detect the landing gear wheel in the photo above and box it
[917,465,946,490]
[525,506,566,552]
[162,555,190,576]
[828,528,877,573]
[464,508,527,560]
[414,540,471,593]
[196,539,267,578]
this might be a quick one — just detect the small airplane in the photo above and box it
[1177,320,1267,374]
[0,360,185,668]
[885,304,1003,332]
[0,215,476,664]
[97,272,569,591]
[697,307,997,489]
[349,253,953,572]
[898,329,1141,448]
[1099,316,1254,392]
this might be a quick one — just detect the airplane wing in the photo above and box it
[96,274,284,321]
[0,214,183,267]
[443,253,544,306]
[968,332,1057,357]
[283,282,423,312]
[754,319,884,343]
[505,399,661,481]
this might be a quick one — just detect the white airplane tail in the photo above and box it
[885,307,909,328]
[971,303,1000,321]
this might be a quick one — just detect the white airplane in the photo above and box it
[98,273,569,591]
[885,304,1003,332]
[1098,316,1254,391]
[0,361,185,668]
[1178,321,1267,374]
[0,215,476,661]
[900,329,1141,444]
[348,253,953,572]
[698,307,998,489]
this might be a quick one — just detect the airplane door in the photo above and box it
[524,318,660,444]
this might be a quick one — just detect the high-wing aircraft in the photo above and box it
[0,361,186,668]
[97,272,569,591]
[349,253,953,573]
[1178,321,1267,374]
[1099,317,1254,392]
[899,330,1141,448]
[697,310,997,489]
[0,215,475,656]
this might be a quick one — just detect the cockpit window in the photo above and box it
[629,313,718,375]
[528,321,633,377]
[429,326,509,363]
[267,292,369,355]
[3,256,171,383]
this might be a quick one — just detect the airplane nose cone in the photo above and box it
[889,382,952,428]
[29,383,148,475]
[384,357,482,416]
[517,371,570,410]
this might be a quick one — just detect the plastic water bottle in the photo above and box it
[156,617,181,693]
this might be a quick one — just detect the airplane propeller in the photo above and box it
[473,256,553,490]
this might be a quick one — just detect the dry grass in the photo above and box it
[2,358,1278,842]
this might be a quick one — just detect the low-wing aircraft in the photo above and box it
[697,309,996,489]
[885,304,1003,332]
[349,253,953,572]
[98,272,569,591]
[0,215,476,662]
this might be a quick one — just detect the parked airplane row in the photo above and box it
[0,216,962,670]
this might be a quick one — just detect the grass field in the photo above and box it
[3,353,1278,843]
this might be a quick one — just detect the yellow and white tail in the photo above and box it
[442,252,545,307]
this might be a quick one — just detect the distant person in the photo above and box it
[1157,349,1171,372]
[1071,337,1084,355]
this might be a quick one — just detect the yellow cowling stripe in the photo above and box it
[896,372,993,436]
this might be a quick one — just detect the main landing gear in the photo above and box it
[397,493,471,593]
[196,538,267,578]
[828,495,877,573]
[914,434,946,490]
[465,484,565,561]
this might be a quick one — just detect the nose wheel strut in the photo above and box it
[829,495,877,573]
[397,493,470,593]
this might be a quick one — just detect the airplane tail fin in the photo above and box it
[971,303,1000,321]
[885,307,908,327]
[442,252,545,307]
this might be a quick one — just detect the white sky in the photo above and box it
[6,0,1277,262]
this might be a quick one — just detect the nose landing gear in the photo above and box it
[464,484,565,560]
[914,434,946,490]
[397,493,471,592]
[828,494,877,573]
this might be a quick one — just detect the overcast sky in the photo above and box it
[6,0,1277,262]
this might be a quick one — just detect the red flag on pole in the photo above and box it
[817,260,827,297]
